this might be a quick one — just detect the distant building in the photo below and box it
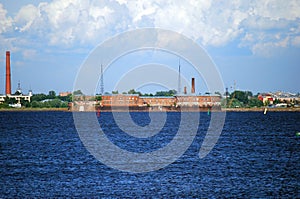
[259,91,300,105]
[71,93,221,111]
[101,94,140,107]
[139,96,176,107]
[258,93,274,105]
[59,92,72,97]
[176,95,221,107]
[70,76,222,111]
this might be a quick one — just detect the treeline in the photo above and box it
[29,90,72,108]
[3,89,293,109]
[222,90,263,108]
[110,89,177,96]
[0,90,72,109]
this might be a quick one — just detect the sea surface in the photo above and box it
[0,111,299,198]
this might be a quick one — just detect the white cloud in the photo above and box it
[0,0,300,57]
[243,16,291,31]
[127,1,157,23]
[251,0,300,20]
[251,36,290,57]
[0,4,13,34]
[14,4,39,32]
[10,0,121,46]
[116,0,127,6]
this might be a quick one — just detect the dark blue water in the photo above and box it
[0,111,299,198]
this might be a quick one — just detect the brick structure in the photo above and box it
[85,94,221,111]
[139,96,176,107]
[101,94,140,107]
[6,51,11,95]
[191,78,195,94]
[175,95,221,107]
[59,92,72,97]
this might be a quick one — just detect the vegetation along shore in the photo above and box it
[1,89,299,112]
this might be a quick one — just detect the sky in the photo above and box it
[0,0,300,95]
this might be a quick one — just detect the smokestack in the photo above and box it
[6,51,11,95]
[191,78,195,94]
[184,86,187,94]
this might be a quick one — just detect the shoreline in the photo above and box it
[223,107,300,112]
[0,107,300,112]
[0,107,69,112]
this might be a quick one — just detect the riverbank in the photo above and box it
[0,107,69,112]
[223,107,300,112]
[1,107,300,112]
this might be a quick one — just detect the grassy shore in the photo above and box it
[0,107,69,112]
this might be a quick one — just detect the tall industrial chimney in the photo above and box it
[6,51,11,95]
[184,86,187,94]
[191,78,195,94]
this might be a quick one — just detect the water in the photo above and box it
[0,111,299,197]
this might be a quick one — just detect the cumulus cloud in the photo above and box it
[14,4,39,32]
[0,4,13,34]
[0,0,300,56]
[10,0,124,47]
[250,0,300,20]
[251,36,290,57]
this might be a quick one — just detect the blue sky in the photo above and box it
[0,0,299,95]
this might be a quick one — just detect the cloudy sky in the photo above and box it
[0,0,299,95]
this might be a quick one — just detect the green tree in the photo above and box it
[248,98,263,107]
[60,101,68,108]
[112,90,119,94]
[127,89,141,95]
[168,89,177,96]
[31,101,41,108]
[95,95,102,101]
[229,98,243,108]
[45,99,62,108]
[48,90,56,99]
[273,98,281,104]
[127,89,135,94]
[155,90,176,96]
[73,90,84,95]
[42,101,51,108]
[230,90,252,105]
[20,98,31,108]
[4,97,17,105]
[0,102,9,108]
[142,93,154,96]
[31,93,47,101]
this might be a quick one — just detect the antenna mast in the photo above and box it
[100,63,104,95]
[178,59,181,94]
